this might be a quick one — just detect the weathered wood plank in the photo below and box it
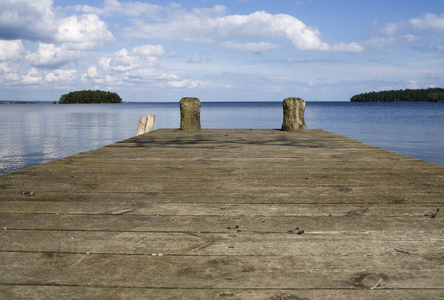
[1,190,441,204]
[4,169,442,187]
[2,286,442,300]
[136,115,148,136]
[0,201,440,216]
[2,213,442,233]
[1,231,442,256]
[1,185,442,202]
[1,252,443,289]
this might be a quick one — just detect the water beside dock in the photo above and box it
[1,129,443,299]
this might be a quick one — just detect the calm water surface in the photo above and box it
[0,101,443,174]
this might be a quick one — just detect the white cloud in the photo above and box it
[188,53,202,63]
[26,43,81,69]
[410,13,444,31]
[0,0,57,41]
[103,44,167,73]
[98,47,160,73]
[56,14,115,50]
[166,78,207,88]
[380,23,400,36]
[368,13,444,49]
[123,8,363,52]
[366,34,420,49]
[0,3,115,72]
[0,40,27,61]
[44,69,77,83]
[0,0,114,51]
[82,44,207,89]
[220,41,281,52]
[0,60,23,85]
[0,62,77,86]
[76,0,163,18]
[22,68,42,85]
[132,44,166,57]
[81,66,100,82]
[84,45,156,82]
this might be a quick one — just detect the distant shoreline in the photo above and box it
[350,88,444,102]
[2,100,444,105]
[0,100,52,104]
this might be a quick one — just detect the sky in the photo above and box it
[0,0,443,102]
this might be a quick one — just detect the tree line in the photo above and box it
[59,90,122,104]
[350,88,444,102]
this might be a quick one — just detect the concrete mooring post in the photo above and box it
[180,97,201,131]
[281,97,307,131]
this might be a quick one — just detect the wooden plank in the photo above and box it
[1,190,441,204]
[1,231,442,256]
[145,114,155,133]
[1,173,442,199]
[4,167,442,186]
[136,115,148,136]
[1,252,443,289]
[2,286,442,300]
[2,213,443,233]
[0,201,440,216]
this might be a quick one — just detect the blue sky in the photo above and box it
[0,0,443,102]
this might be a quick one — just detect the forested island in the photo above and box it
[59,90,122,104]
[350,88,444,102]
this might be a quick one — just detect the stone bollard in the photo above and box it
[180,97,201,131]
[281,97,307,131]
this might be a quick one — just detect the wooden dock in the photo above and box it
[1,129,443,299]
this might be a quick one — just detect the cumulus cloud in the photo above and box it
[0,0,57,41]
[56,14,115,50]
[0,62,21,84]
[0,41,82,85]
[220,41,281,52]
[0,40,27,61]
[98,47,161,74]
[22,68,42,85]
[0,62,79,86]
[132,44,166,56]
[410,13,444,31]
[83,45,162,83]
[0,0,114,50]
[123,8,364,52]
[75,0,163,18]
[82,44,207,88]
[26,43,82,69]
[44,69,77,83]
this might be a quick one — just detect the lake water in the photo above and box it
[1,101,443,175]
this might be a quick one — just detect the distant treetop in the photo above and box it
[350,88,444,102]
[59,90,122,104]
